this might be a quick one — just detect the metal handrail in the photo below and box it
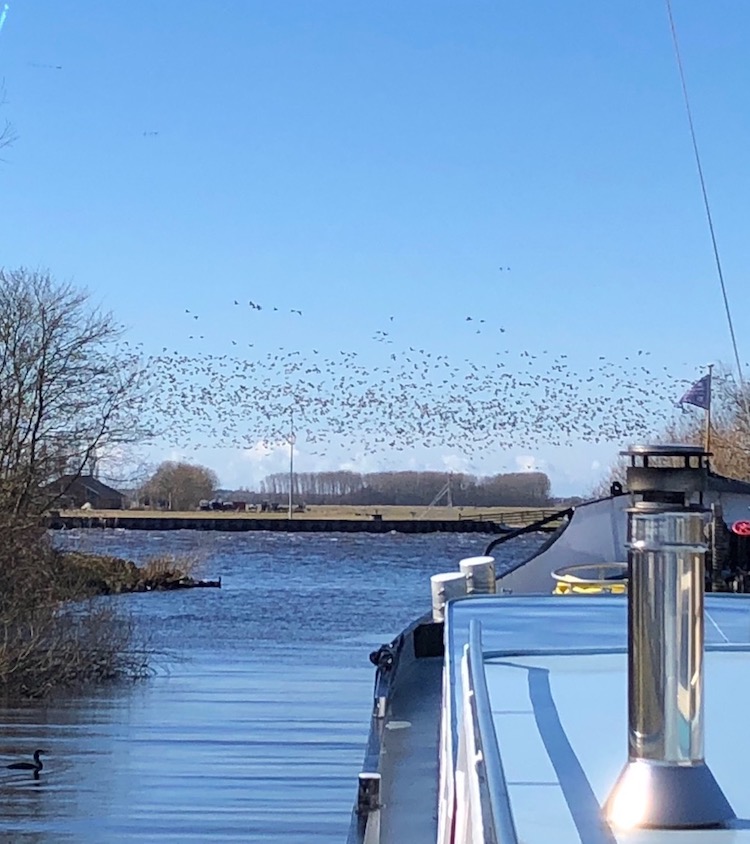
[484,508,573,555]
[479,641,750,661]
[459,507,562,524]
[465,620,519,844]
[346,628,411,844]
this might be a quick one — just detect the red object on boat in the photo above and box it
[731,521,750,536]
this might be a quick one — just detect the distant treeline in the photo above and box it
[258,470,551,507]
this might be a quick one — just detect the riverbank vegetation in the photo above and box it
[0,525,149,698]
[0,269,160,698]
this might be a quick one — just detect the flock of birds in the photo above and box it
[18,59,706,467]
[131,295,697,466]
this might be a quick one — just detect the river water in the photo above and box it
[0,529,542,842]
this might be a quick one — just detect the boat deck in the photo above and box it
[446,595,750,843]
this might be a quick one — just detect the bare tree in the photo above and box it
[590,368,750,496]
[0,81,16,159]
[663,369,750,480]
[142,461,218,510]
[0,268,151,522]
[0,269,155,697]
[259,468,552,506]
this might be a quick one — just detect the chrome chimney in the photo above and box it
[604,444,734,829]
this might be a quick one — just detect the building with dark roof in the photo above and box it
[46,475,125,510]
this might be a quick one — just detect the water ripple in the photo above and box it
[0,530,542,841]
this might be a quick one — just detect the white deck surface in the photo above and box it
[447,595,750,843]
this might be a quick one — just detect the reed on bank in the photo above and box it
[0,522,200,698]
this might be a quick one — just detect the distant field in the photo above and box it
[58,504,562,523]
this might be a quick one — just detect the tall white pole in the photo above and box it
[288,409,294,519]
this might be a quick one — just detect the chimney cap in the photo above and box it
[621,443,710,460]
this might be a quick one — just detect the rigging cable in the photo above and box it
[665,0,749,414]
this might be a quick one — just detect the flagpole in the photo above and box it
[704,363,713,457]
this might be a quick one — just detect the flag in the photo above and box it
[679,374,711,410]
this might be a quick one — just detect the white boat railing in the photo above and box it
[437,661,456,844]
[452,620,518,844]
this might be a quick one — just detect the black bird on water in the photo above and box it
[7,749,45,778]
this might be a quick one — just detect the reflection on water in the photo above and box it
[0,530,541,841]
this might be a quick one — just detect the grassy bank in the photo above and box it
[54,551,207,595]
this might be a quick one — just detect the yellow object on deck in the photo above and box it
[551,563,628,596]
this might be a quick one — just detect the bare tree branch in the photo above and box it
[0,80,16,159]
[0,268,152,521]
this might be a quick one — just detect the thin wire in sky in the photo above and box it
[0,5,9,38]
[665,0,747,402]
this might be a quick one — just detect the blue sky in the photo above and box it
[1,1,748,495]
